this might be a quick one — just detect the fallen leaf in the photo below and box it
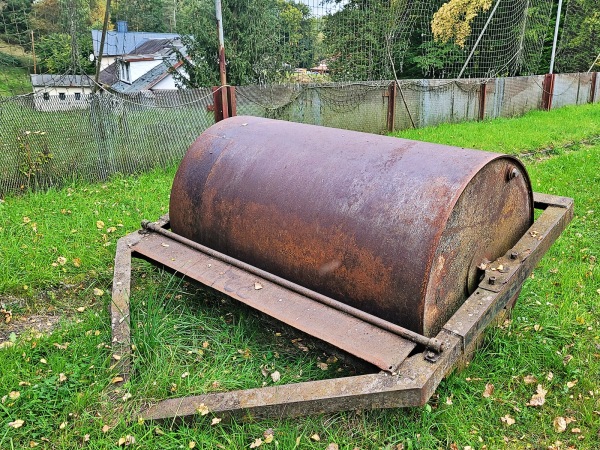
[254,282,263,290]
[501,414,515,426]
[566,380,578,389]
[317,362,328,371]
[250,438,263,448]
[59,422,67,429]
[571,428,581,434]
[326,444,339,450]
[19,381,31,386]
[211,417,222,426]
[547,372,554,381]
[53,342,69,350]
[102,425,110,433]
[196,403,210,416]
[8,419,24,428]
[122,392,132,401]
[58,373,67,383]
[554,417,567,433]
[93,288,104,296]
[154,427,165,435]
[107,227,117,233]
[523,375,537,384]
[270,371,281,383]
[117,435,135,446]
[483,383,494,398]
[264,428,274,443]
[111,376,124,384]
[181,372,190,378]
[57,256,67,266]
[202,341,209,349]
[40,358,47,364]
[29,441,39,447]
[8,391,20,400]
[310,434,320,441]
[112,354,121,361]
[446,397,453,405]
[23,216,31,223]
[527,384,548,407]
[563,354,573,365]
[161,243,169,247]
[73,258,81,267]
[189,441,196,449]
[96,220,105,229]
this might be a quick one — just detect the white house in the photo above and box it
[91,21,180,72]
[101,38,188,95]
[30,75,94,111]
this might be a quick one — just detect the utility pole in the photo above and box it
[31,30,37,74]
[94,0,112,92]
[549,0,564,74]
[216,0,227,87]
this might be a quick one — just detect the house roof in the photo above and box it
[91,30,180,57]
[98,61,119,85]
[30,74,94,88]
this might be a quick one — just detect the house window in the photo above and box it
[43,92,50,101]
[59,93,66,100]
[75,92,81,100]
[120,61,131,83]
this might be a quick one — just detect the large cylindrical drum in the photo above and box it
[170,116,533,337]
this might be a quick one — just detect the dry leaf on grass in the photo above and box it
[189,442,196,449]
[263,429,274,443]
[310,433,321,441]
[96,220,105,229]
[8,391,20,400]
[483,383,494,398]
[566,380,578,389]
[317,362,328,371]
[527,384,548,407]
[93,288,104,296]
[211,417,222,426]
[117,435,135,446]
[501,414,515,426]
[101,425,110,433]
[270,371,281,383]
[326,444,339,450]
[58,373,67,383]
[249,438,262,448]
[111,376,124,384]
[8,419,24,428]
[523,375,537,384]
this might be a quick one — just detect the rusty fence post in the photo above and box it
[478,82,487,121]
[541,73,555,111]
[590,72,598,104]
[212,86,236,123]
[386,81,397,132]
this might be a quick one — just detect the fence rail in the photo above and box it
[1,72,598,197]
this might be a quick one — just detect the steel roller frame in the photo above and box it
[110,192,572,420]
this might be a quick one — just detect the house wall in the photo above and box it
[33,86,93,112]
[100,56,116,72]
[128,60,163,83]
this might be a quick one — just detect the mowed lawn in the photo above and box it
[0,104,598,449]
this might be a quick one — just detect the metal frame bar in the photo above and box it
[110,193,572,420]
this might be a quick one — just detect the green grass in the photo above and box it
[0,41,32,96]
[1,105,599,449]
[393,103,600,155]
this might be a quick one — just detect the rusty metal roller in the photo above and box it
[170,116,533,337]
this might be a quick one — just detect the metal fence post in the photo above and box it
[386,81,397,132]
[541,74,555,111]
[478,82,487,121]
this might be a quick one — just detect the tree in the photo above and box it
[112,0,167,32]
[0,0,32,45]
[35,32,94,74]
[174,0,318,87]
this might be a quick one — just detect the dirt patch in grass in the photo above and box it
[0,306,62,344]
